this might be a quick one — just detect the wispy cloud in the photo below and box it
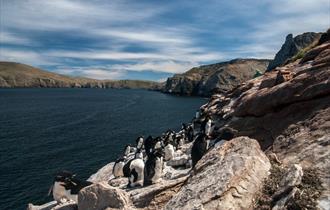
[0,31,33,45]
[57,67,125,80]
[0,48,56,66]
[110,61,198,74]
[0,0,328,80]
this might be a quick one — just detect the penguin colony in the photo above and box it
[51,108,237,203]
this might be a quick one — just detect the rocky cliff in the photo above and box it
[163,59,270,96]
[0,62,162,90]
[28,29,330,210]
[267,32,322,71]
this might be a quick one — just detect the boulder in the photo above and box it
[88,162,115,183]
[78,182,131,210]
[27,201,77,210]
[128,176,188,209]
[233,63,330,117]
[164,137,271,210]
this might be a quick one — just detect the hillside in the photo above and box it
[163,59,270,96]
[0,62,162,90]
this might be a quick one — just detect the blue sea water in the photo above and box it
[0,88,206,210]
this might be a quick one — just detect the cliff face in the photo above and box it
[267,32,322,71]
[201,30,330,209]
[0,62,162,90]
[163,59,270,96]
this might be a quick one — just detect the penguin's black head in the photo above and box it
[145,136,153,143]
[153,148,165,158]
[54,170,75,182]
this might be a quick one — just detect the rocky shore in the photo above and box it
[27,29,329,210]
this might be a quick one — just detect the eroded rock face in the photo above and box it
[267,32,322,71]
[164,137,271,210]
[200,31,330,208]
[78,182,131,210]
[163,59,269,96]
[88,162,115,183]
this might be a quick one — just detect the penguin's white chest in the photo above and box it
[152,157,163,183]
[205,121,212,135]
[113,161,125,177]
[53,181,77,203]
[164,144,175,161]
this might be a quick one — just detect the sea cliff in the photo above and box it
[0,62,162,90]
[163,58,270,96]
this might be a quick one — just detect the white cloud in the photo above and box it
[229,0,329,59]
[46,50,170,60]
[0,0,328,79]
[56,68,125,80]
[111,60,197,74]
[0,48,56,66]
[0,0,165,31]
[0,31,32,45]
[93,29,190,45]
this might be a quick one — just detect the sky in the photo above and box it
[0,0,329,81]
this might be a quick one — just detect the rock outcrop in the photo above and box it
[78,182,131,210]
[165,137,271,210]
[163,59,270,96]
[267,32,322,71]
[0,62,162,90]
[200,29,330,209]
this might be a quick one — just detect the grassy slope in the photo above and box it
[0,62,161,89]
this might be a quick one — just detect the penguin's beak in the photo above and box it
[47,184,53,196]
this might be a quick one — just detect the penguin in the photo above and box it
[154,137,163,150]
[124,145,131,156]
[181,123,188,133]
[195,109,200,119]
[205,118,212,136]
[144,149,164,186]
[113,156,126,178]
[187,125,194,142]
[144,136,154,156]
[164,141,175,161]
[127,150,145,187]
[191,133,208,167]
[51,171,92,203]
[136,136,144,150]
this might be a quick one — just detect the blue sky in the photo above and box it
[0,0,329,81]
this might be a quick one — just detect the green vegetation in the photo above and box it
[253,69,263,78]
[290,40,319,62]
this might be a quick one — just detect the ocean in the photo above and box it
[0,88,206,210]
